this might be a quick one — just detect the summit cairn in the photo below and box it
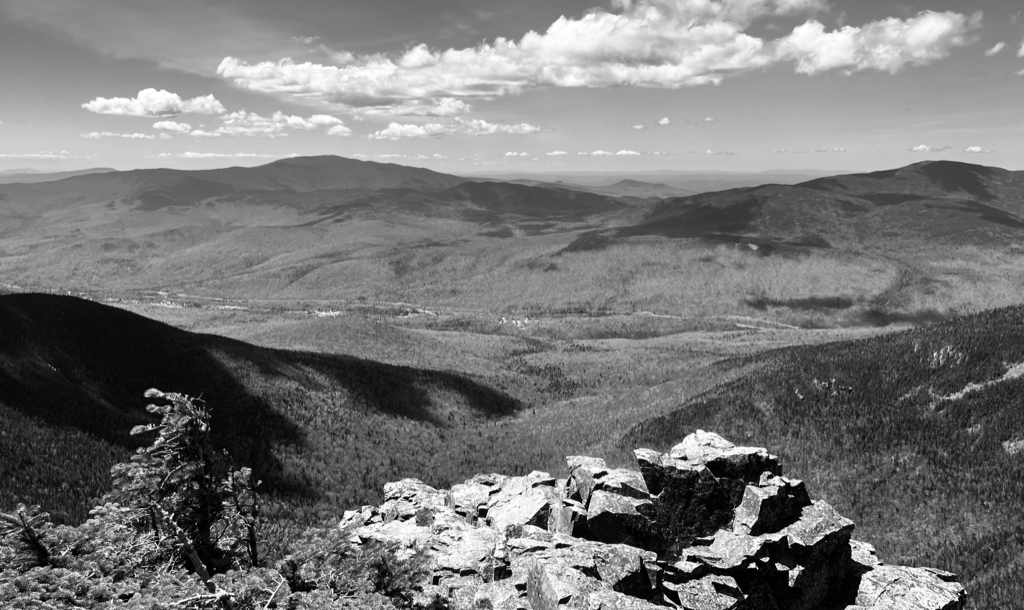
[339,430,965,610]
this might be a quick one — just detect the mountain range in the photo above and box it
[1,156,1023,324]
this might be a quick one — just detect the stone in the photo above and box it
[583,589,665,610]
[586,489,655,548]
[663,574,746,610]
[1002,438,1024,456]
[669,430,781,485]
[644,462,735,548]
[526,558,603,610]
[849,564,965,610]
[337,432,966,610]
[548,498,588,537]
[472,582,522,610]
[567,456,609,506]
[489,486,556,532]
[595,468,651,501]
[732,476,811,536]
[452,482,495,518]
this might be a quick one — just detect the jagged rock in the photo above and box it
[732,475,811,536]
[668,430,781,484]
[848,565,964,610]
[490,486,558,532]
[583,589,664,610]
[337,431,966,610]
[663,574,746,610]
[526,559,604,610]
[641,458,736,547]
[567,456,608,506]
[548,498,588,537]
[586,490,655,548]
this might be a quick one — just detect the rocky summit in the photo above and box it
[339,430,966,610]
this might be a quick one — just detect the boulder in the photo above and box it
[587,490,656,548]
[337,431,966,610]
[567,456,608,506]
[848,564,964,610]
[526,558,603,610]
[732,475,811,536]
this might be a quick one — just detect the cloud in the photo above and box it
[353,98,473,117]
[704,117,717,122]
[504,151,530,157]
[814,147,846,152]
[1019,39,1024,57]
[658,117,671,125]
[909,144,951,152]
[0,150,83,159]
[153,120,192,133]
[292,36,321,44]
[632,124,646,130]
[368,117,542,139]
[80,131,160,139]
[587,150,615,156]
[775,11,982,75]
[615,150,641,155]
[217,1,975,115]
[546,151,569,156]
[694,149,735,155]
[985,42,1006,56]
[772,148,787,153]
[964,146,993,153]
[184,111,350,137]
[82,88,226,117]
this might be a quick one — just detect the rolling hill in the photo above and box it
[0,293,527,530]
[617,160,1024,248]
[0,167,117,185]
[624,303,1024,609]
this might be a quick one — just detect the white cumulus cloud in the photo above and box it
[80,131,158,139]
[985,42,1006,56]
[82,88,226,117]
[215,2,978,118]
[632,124,646,130]
[964,146,993,153]
[615,149,641,155]
[658,117,671,125]
[505,151,530,157]
[1019,39,1024,57]
[909,144,951,153]
[183,111,350,137]
[775,11,981,75]
[369,117,542,140]
[153,121,192,133]
[547,151,569,156]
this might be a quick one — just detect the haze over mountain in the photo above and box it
[615,160,1024,248]
[2,156,1024,328]
[0,168,116,185]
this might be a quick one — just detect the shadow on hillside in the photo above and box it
[0,294,520,498]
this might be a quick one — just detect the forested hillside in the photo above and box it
[625,305,1024,609]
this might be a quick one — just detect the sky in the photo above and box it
[0,0,1022,174]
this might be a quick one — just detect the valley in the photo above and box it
[2,156,1023,608]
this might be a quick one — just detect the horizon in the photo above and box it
[1,0,1022,174]
[0,153,1018,181]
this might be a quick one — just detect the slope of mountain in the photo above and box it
[0,293,523,526]
[615,161,1024,248]
[0,167,117,185]
[624,304,1024,608]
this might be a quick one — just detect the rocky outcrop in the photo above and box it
[339,430,966,610]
